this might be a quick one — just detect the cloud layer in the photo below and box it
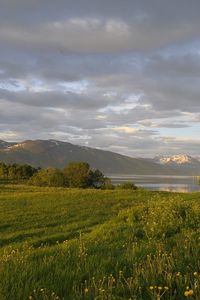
[0,0,200,157]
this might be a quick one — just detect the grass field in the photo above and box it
[0,185,200,299]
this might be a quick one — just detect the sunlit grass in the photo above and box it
[0,184,200,299]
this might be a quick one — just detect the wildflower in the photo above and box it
[184,289,194,297]
[164,286,169,291]
[84,288,89,294]
[149,286,154,290]
[194,272,198,277]
[176,272,181,277]
[188,290,194,296]
[158,286,162,291]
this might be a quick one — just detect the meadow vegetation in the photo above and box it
[0,184,200,299]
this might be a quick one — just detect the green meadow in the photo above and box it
[0,185,200,300]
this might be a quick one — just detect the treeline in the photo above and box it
[0,161,110,189]
[30,162,112,189]
[0,161,137,190]
[0,162,38,180]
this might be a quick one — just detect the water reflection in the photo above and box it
[109,175,200,193]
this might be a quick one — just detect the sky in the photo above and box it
[0,0,200,157]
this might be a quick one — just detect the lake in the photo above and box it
[109,175,200,193]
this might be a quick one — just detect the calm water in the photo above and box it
[109,175,200,193]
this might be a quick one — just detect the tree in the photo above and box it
[5,163,38,180]
[90,169,104,188]
[30,167,66,187]
[90,169,112,189]
[17,164,37,179]
[0,162,8,179]
[64,162,92,188]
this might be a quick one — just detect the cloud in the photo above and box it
[0,0,199,157]
[112,127,139,134]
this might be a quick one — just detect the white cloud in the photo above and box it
[112,126,139,134]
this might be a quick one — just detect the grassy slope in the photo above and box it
[0,185,200,299]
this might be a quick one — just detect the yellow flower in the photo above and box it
[84,288,89,294]
[149,286,154,290]
[194,272,198,277]
[188,290,194,296]
[158,286,162,291]
[184,289,194,297]
[164,286,169,290]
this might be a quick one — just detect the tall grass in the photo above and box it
[0,185,200,299]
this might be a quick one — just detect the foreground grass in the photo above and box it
[0,185,200,299]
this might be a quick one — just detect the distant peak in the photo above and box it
[155,154,198,165]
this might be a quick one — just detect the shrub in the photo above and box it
[30,167,66,187]
[63,162,92,188]
[100,178,115,190]
[116,181,137,190]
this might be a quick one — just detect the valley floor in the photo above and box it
[0,185,200,299]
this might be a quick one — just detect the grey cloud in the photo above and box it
[0,88,115,110]
[1,0,200,54]
[0,0,200,156]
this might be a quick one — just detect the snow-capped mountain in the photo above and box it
[152,154,200,174]
[155,154,199,165]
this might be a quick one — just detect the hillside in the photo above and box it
[0,139,181,175]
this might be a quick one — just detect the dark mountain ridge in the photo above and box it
[0,139,199,175]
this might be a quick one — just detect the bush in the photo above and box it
[64,162,91,188]
[116,181,137,190]
[30,167,66,187]
[100,178,115,190]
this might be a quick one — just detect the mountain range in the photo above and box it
[0,139,200,175]
[152,154,200,175]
